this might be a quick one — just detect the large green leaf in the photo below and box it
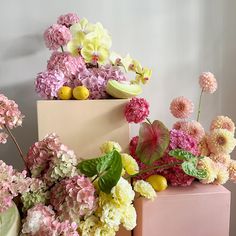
[136,120,170,165]
[77,157,101,177]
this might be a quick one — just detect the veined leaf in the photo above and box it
[169,149,196,161]
[181,161,207,180]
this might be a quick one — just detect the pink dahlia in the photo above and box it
[210,116,235,133]
[172,121,188,130]
[47,52,86,82]
[35,70,66,99]
[124,97,150,123]
[50,175,97,224]
[199,72,217,93]
[170,96,194,119]
[57,13,80,28]
[44,24,72,50]
[74,65,128,99]
[209,153,231,167]
[0,94,24,130]
[228,160,236,182]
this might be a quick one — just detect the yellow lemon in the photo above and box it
[146,175,168,192]
[58,86,73,100]
[73,86,90,100]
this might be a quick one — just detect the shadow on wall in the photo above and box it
[0,81,38,170]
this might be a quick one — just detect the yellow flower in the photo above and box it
[214,163,229,185]
[121,54,133,72]
[129,59,142,73]
[198,157,217,184]
[67,31,86,56]
[79,215,98,236]
[70,18,93,36]
[133,180,156,200]
[109,51,122,65]
[94,223,117,236]
[135,67,152,84]
[121,153,139,175]
[100,141,122,154]
[120,204,137,230]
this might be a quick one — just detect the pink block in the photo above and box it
[134,182,230,236]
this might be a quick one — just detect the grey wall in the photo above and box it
[0,0,235,235]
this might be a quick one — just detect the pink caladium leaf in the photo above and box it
[136,120,170,165]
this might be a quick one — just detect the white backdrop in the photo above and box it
[0,0,235,235]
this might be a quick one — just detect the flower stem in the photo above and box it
[146,118,152,125]
[197,89,203,122]
[92,175,99,183]
[60,46,64,52]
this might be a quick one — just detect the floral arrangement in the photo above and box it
[35,13,152,100]
[124,72,236,189]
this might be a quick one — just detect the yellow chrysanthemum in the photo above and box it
[120,204,137,230]
[79,215,98,236]
[198,157,217,184]
[206,129,236,155]
[133,180,156,200]
[121,153,139,175]
[94,223,117,236]
[214,163,229,185]
[100,141,122,154]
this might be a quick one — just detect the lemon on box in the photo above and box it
[58,86,73,100]
[146,174,168,192]
[73,86,90,100]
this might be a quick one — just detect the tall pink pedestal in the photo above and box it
[134,182,231,236]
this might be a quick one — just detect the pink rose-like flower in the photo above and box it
[57,13,80,28]
[0,132,8,144]
[50,175,97,224]
[35,70,66,99]
[170,96,194,119]
[44,24,72,50]
[199,72,217,93]
[124,97,150,123]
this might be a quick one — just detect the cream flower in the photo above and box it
[121,204,137,230]
[228,160,236,182]
[214,163,229,185]
[210,116,235,134]
[79,215,98,236]
[94,223,116,236]
[121,153,139,175]
[209,153,231,167]
[100,141,122,154]
[133,180,156,200]
[198,136,211,156]
[198,157,217,184]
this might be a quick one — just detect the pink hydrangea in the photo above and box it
[170,96,194,119]
[50,175,97,224]
[124,97,150,123]
[0,132,8,144]
[199,72,217,93]
[44,24,72,50]
[74,65,128,99]
[35,70,66,99]
[57,13,80,28]
[0,94,24,130]
[47,52,86,82]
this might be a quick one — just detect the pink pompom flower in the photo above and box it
[199,72,217,93]
[124,97,150,123]
[57,13,80,28]
[170,96,194,119]
[210,116,235,133]
[44,24,72,50]
[0,132,8,144]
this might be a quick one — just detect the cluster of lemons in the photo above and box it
[58,86,89,100]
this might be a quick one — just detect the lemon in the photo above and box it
[73,86,90,100]
[146,175,168,192]
[58,86,73,100]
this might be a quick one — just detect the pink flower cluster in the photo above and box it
[124,97,150,123]
[50,175,97,224]
[22,204,79,236]
[57,13,80,28]
[44,24,72,50]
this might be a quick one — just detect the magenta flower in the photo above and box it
[124,97,150,123]
[57,13,80,28]
[44,24,72,50]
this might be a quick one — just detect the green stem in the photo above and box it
[197,89,203,122]
[60,46,64,52]
[146,118,152,125]
[92,175,99,183]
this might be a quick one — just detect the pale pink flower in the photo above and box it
[57,13,80,28]
[124,97,150,123]
[44,24,72,50]
[198,136,211,156]
[0,132,8,144]
[228,160,236,182]
[199,72,217,93]
[170,96,194,119]
[210,116,235,133]
[172,121,188,130]
[209,153,231,167]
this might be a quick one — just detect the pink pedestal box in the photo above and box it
[134,182,231,236]
[37,100,130,159]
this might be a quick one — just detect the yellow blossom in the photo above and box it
[135,67,152,84]
[120,204,137,230]
[198,157,217,184]
[133,180,156,200]
[67,31,86,56]
[214,163,229,185]
[100,141,122,154]
[121,153,139,175]
[70,18,93,36]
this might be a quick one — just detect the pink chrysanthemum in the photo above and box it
[198,136,211,156]
[0,94,24,130]
[209,153,231,167]
[124,97,149,123]
[178,120,205,143]
[50,175,97,224]
[170,96,194,119]
[57,13,80,28]
[44,24,72,50]
[210,116,235,133]
[228,160,236,182]
[47,52,86,82]
[199,72,217,93]
[172,121,188,130]
[35,70,66,99]
[74,65,128,99]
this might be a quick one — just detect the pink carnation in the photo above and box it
[50,175,97,224]
[57,13,80,28]
[0,132,8,144]
[44,24,72,50]
[35,70,66,99]
[199,72,217,93]
[124,97,150,123]
[170,96,194,119]
[47,52,86,82]
[0,94,24,130]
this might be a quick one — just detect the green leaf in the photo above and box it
[77,157,100,177]
[98,150,122,193]
[136,120,170,165]
[169,149,196,161]
[181,161,207,180]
